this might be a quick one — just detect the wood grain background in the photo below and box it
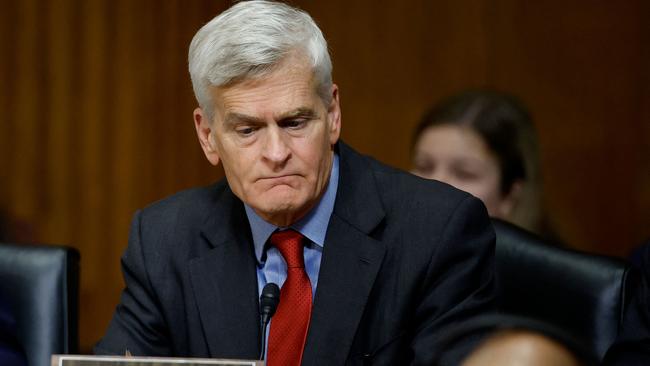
[1,0,648,352]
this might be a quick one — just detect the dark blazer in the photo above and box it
[95,142,496,365]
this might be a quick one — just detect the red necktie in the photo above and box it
[267,230,312,366]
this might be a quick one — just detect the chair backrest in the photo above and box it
[0,243,79,366]
[493,219,631,361]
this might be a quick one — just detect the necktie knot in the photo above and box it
[270,229,305,268]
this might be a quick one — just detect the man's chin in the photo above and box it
[261,201,297,214]
[250,197,309,226]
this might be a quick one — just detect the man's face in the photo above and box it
[194,54,341,226]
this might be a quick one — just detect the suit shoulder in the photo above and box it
[125,180,231,267]
[367,155,471,208]
[337,142,477,220]
[137,179,228,227]
[363,156,492,236]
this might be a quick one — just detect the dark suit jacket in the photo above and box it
[95,142,496,365]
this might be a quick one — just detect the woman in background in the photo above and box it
[411,90,543,233]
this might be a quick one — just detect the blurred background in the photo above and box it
[0,0,648,353]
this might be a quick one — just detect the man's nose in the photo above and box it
[262,126,291,166]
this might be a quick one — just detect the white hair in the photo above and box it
[188,0,333,118]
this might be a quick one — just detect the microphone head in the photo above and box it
[260,283,281,318]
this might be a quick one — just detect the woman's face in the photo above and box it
[412,124,516,219]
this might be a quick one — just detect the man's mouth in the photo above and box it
[256,174,301,186]
[258,174,299,180]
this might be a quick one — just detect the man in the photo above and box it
[96,1,496,364]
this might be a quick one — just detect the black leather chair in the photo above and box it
[493,219,631,361]
[0,243,79,366]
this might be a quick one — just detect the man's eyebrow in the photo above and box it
[223,112,264,127]
[279,107,318,120]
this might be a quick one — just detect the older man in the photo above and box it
[96,1,495,365]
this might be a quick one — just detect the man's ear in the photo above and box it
[327,84,342,145]
[193,107,220,166]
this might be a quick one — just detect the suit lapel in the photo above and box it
[302,142,387,364]
[188,188,261,359]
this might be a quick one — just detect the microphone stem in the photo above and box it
[259,320,268,361]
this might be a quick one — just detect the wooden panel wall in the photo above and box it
[1,0,648,352]
[0,0,229,352]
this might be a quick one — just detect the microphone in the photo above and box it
[259,283,280,360]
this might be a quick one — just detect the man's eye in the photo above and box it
[236,126,256,136]
[284,119,306,129]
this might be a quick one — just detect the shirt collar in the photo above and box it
[245,153,339,263]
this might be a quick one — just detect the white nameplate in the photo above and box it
[52,355,263,366]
